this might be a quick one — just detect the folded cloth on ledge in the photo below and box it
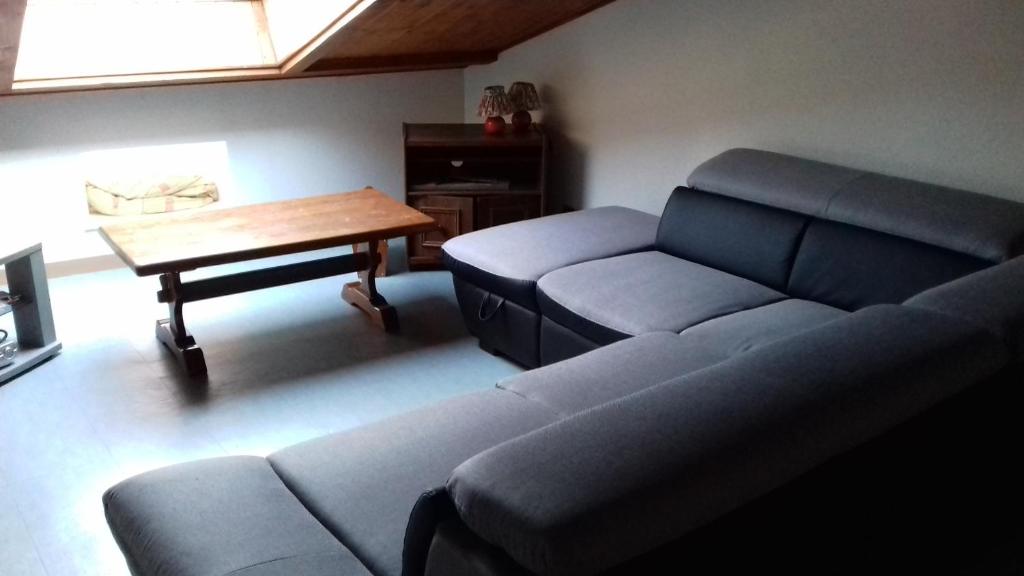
[86,175,219,216]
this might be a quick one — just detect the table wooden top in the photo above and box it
[99,188,436,276]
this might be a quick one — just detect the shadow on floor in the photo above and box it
[157,291,476,400]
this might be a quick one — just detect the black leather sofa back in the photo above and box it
[788,219,990,310]
[656,185,992,311]
[655,187,809,291]
[687,148,1024,262]
[669,148,1024,309]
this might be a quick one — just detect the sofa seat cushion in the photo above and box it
[266,389,557,576]
[537,251,786,344]
[103,456,370,576]
[506,301,846,418]
[442,206,659,310]
[500,332,728,418]
[677,299,847,357]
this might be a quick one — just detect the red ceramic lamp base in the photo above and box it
[484,116,506,136]
[512,110,533,133]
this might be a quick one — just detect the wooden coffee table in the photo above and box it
[99,188,436,377]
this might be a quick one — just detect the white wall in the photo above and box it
[0,70,464,263]
[4,0,1022,269]
[465,0,1024,215]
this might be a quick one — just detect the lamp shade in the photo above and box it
[478,85,512,118]
[508,82,541,111]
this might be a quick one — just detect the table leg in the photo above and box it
[342,239,399,332]
[156,272,207,377]
[352,240,388,277]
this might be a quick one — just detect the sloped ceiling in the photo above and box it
[306,0,617,74]
[0,0,616,95]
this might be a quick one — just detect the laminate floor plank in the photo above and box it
[0,473,49,576]
[0,259,519,576]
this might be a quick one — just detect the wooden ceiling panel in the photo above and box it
[310,0,615,72]
[3,0,617,95]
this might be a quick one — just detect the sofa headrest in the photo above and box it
[688,148,1024,262]
[905,256,1024,362]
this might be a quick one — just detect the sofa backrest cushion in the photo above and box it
[656,187,809,290]
[904,256,1024,361]
[788,219,990,310]
[688,148,1024,262]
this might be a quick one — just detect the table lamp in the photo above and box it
[508,82,541,133]
[478,85,512,136]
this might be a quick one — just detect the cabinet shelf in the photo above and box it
[403,123,548,270]
[407,189,541,197]
[405,124,546,148]
[408,156,542,164]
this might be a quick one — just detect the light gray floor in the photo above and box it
[0,256,520,576]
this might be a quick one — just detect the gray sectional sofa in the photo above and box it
[443,148,1024,369]
[104,149,1024,576]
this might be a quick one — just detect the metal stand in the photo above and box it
[1,244,62,385]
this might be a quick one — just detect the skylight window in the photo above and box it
[6,0,374,92]
[14,0,275,81]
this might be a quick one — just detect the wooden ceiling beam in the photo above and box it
[280,0,378,76]
[0,0,27,94]
[11,67,280,95]
[314,0,618,62]
[305,51,498,73]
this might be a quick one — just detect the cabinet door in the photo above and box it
[408,195,474,269]
[476,195,541,230]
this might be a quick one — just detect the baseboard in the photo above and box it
[0,253,124,285]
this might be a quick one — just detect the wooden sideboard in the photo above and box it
[403,123,548,270]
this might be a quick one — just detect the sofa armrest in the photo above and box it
[442,207,658,309]
[446,306,1007,576]
[905,255,1024,361]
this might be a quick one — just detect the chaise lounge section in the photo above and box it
[442,206,660,367]
[103,149,1024,576]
